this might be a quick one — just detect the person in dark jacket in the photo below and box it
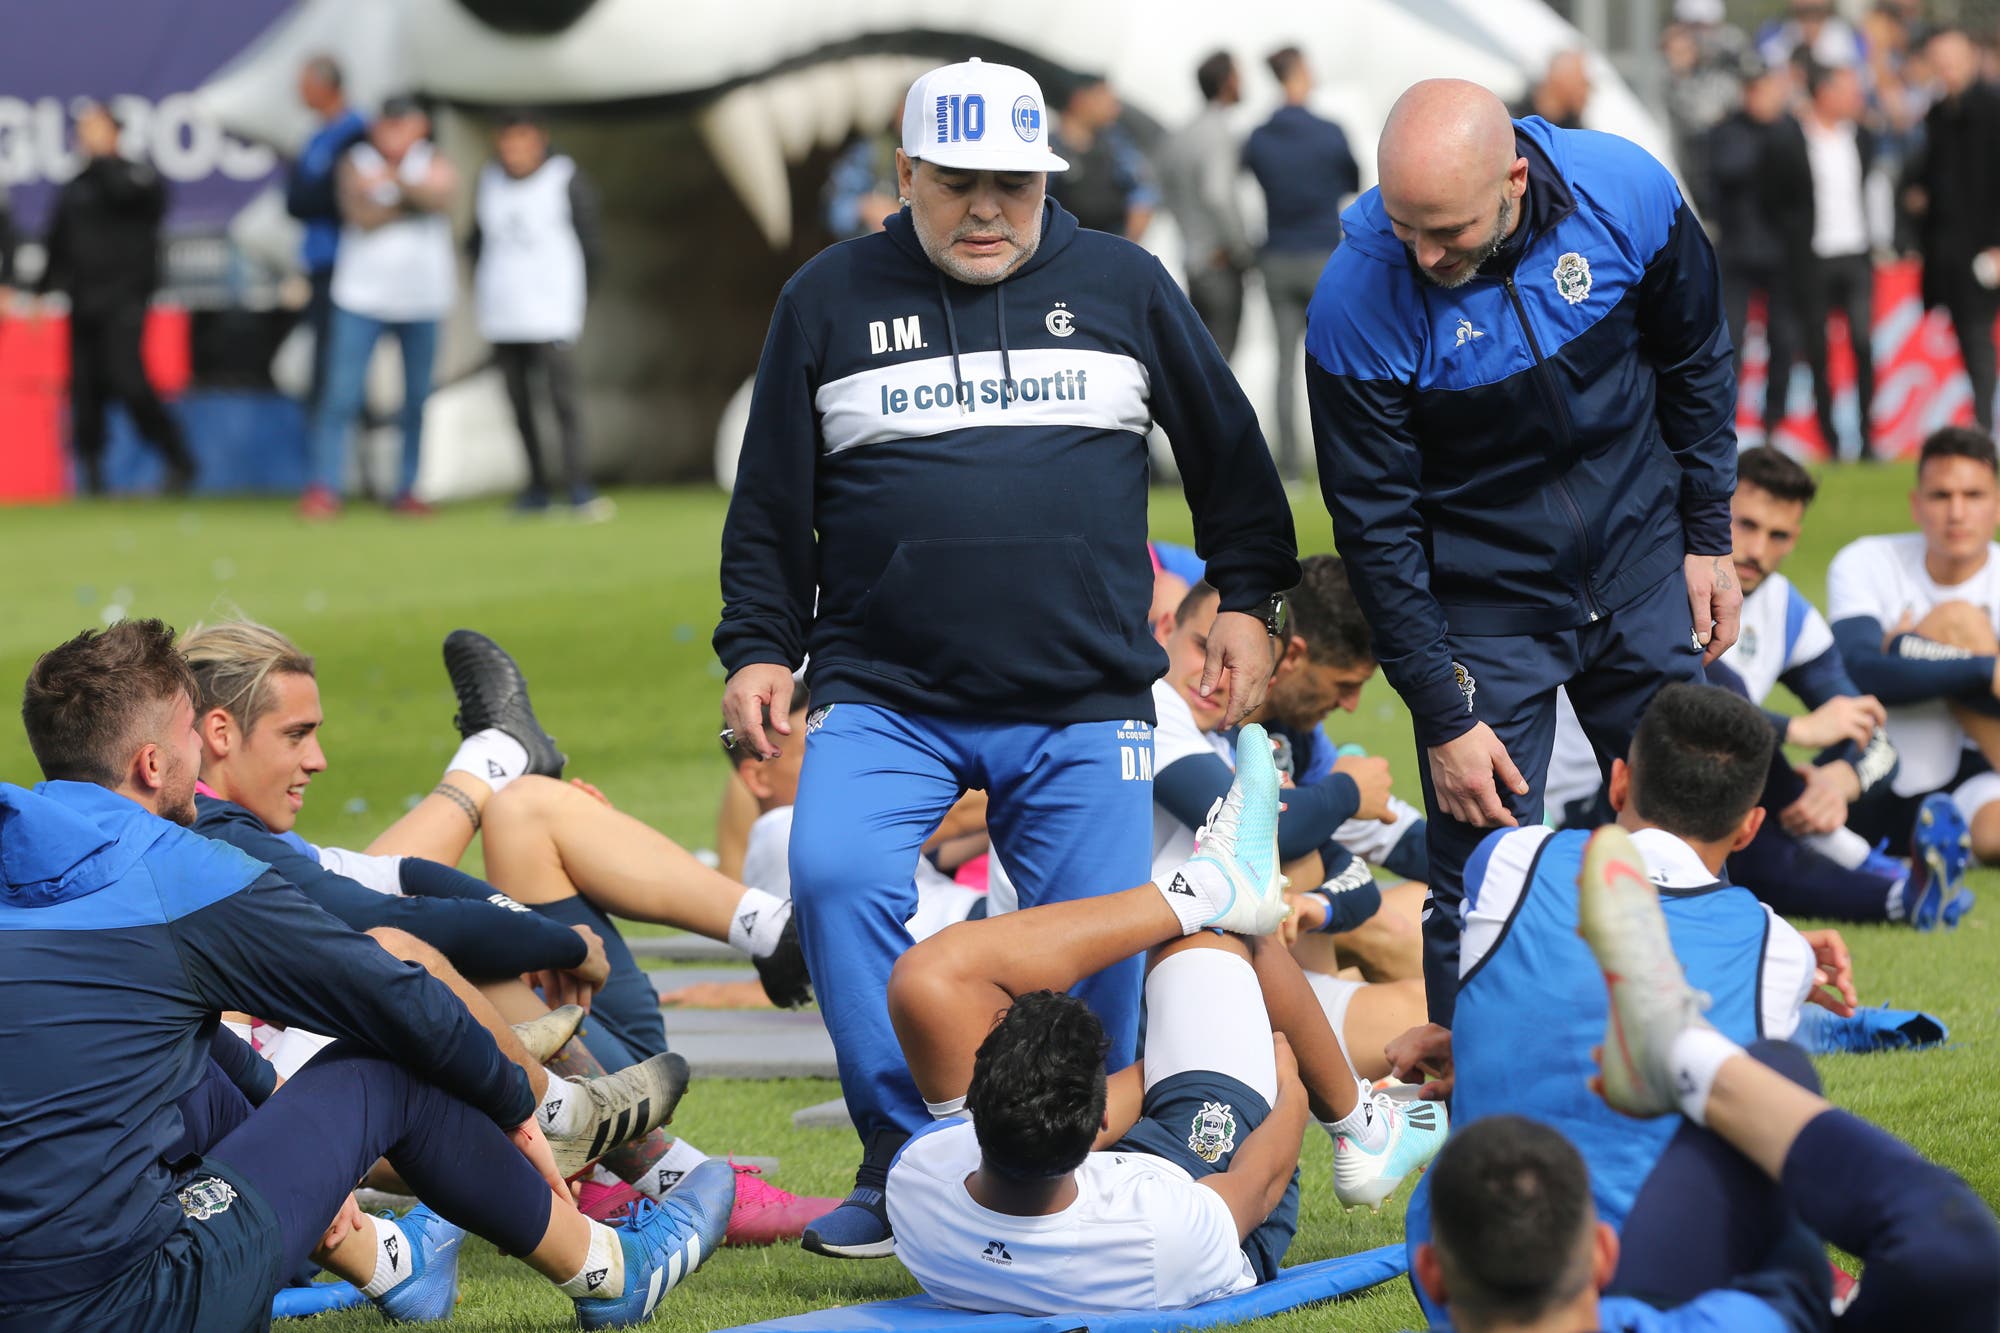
[1243,46,1361,479]
[1795,60,1880,459]
[1708,62,1814,442]
[285,56,367,419]
[1906,28,2000,433]
[38,101,195,496]
[0,620,733,1332]
[1305,80,1741,1029]
[716,57,1298,1260]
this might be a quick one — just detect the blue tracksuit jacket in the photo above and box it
[0,781,532,1304]
[1306,118,1737,748]
[716,197,1298,724]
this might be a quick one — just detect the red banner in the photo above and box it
[0,310,191,502]
[1736,257,1992,461]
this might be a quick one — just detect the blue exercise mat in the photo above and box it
[272,1280,366,1319]
[720,1244,1407,1332]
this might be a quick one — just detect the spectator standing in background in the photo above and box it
[1759,0,1868,71]
[1709,63,1812,444]
[1510,49,1593,129]
[1906,27,2000,434]
[1797,61,1880,460]
[1243,46,1358,481]
[38,101,196,497]
[1049,74,1157,240]
[1158,51,1253,358]
[0,180,16,321]
[1661,0,1754,210]
[469,111,610,521]
[822,107,901,240]
[284,56,366,420]
[302,95,457,519]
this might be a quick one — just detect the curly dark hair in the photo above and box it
[965,989,1110,1179]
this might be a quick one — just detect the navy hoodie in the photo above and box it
[1307,119,1737,749]
[0,781,531,1304]
[716,197,1298,724]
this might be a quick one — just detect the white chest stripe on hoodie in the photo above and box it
[815,348,1153,455]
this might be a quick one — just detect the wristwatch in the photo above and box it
[1258,592,1290,641]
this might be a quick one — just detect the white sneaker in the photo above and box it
[1187,722,1289,936]
[1331,1089,1449,1212]
[1577,825,1716,1118]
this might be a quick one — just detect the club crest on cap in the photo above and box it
[1012,95,1042,142]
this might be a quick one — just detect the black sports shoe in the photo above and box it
[442,629,567,779]
[751,904,813,1009]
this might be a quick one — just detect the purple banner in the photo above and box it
[0,0,293,235]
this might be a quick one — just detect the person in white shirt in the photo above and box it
[884,733,1447,1317]
[469,111,609,520]
[303,95,457,519]
[1829,427,2000,904]
[1796,61,1879,460]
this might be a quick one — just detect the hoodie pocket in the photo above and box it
[860,536,1130,699]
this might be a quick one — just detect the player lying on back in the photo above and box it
[1544,447,1963,928]
[1418,821,2000,1333]
[177,620,835,1241]
[881,725,1448,1317]
[1830,425,2000,893]
[0,620,736,1332]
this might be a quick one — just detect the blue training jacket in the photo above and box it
[0,781,533,1304]
[1306,119,1737,748]
[716,197,1298,725]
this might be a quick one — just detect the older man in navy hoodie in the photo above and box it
[0,621,733,1331]
[717,58,1299,1258]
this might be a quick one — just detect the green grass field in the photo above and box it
[1,472,1994,1332]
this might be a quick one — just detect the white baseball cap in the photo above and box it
[901,58,1068,173]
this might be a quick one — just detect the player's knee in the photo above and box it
[366,925,440,970]
[485,773,567,827]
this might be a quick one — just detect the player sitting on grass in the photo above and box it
[178,620,835,1242]
[1152,571,1428,1073]
[881,724,1448,1317]
[1389,684,1860,1328]
[0,620,736,1331]
[1419,821,2000,1333]
[1546,446,1941,928]
[1828,427,1999,915]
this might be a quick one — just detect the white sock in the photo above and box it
[359,1217,412,1298]
[446,728,530,793]
[926,1095,968,1121]
[556,1219,627,1300]
[728,889,791,959]
[633,1137,710,1200]
[1325,1083,1390,1152]
[1668,1026,1743,1127]
[1156,857,1231,935]
[537,1075,585,1137]
[1804,825,1873,871]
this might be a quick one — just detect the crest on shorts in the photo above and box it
[1553,252,1592,305]
[807,704,833,734]
[1452,661,1477,713]
[1188,1101,1238,1164]
[177,1176,238,1221]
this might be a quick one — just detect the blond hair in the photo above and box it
[177,620,316,736]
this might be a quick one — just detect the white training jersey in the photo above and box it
[887,1121,1256,1316]
[1827,533,2000,795]
[742,803,983,938]
[474,155,587,343]
[1151,678,1233,879]
[1543,572,1839,819]
[1464,825,1816,1039]
[331,141,457,322]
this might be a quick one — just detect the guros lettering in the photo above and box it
[879,368,1089,415]
[0,95,275,188]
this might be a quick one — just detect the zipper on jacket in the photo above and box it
[1501,273,1602,623]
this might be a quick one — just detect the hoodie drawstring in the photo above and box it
[935,271,968,414]
[934,272,1015,415]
